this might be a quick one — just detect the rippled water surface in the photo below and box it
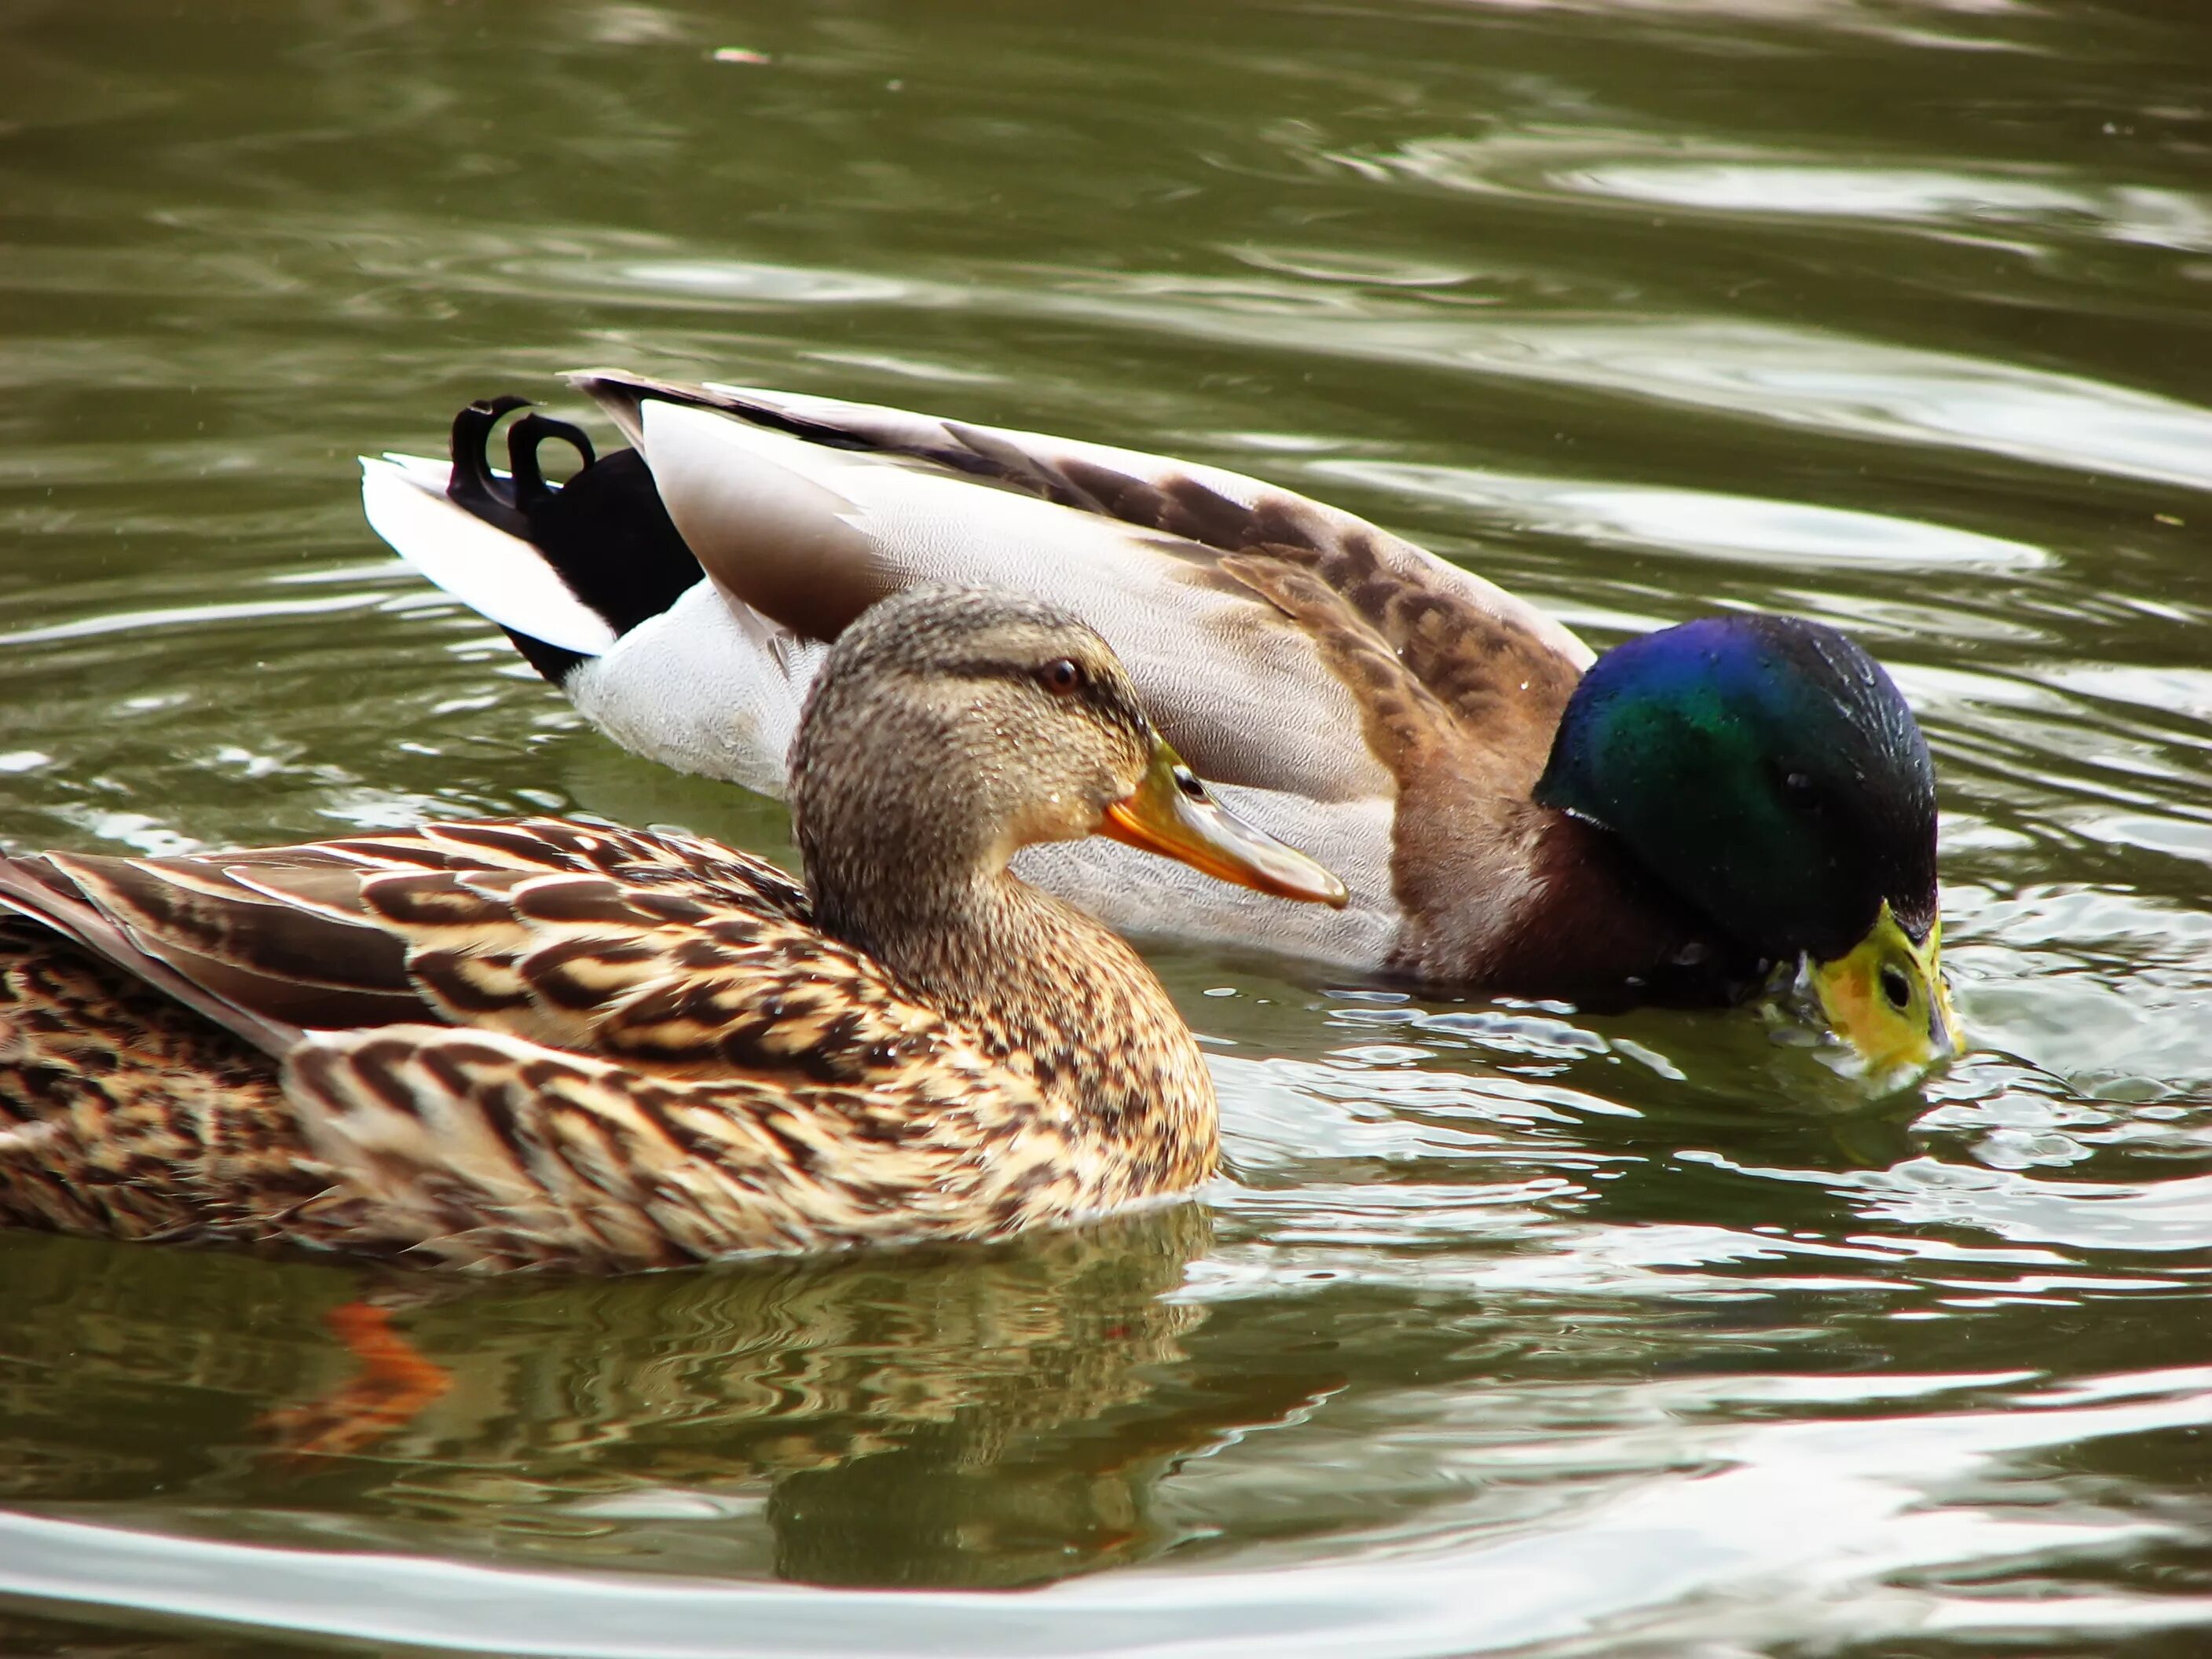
[4,1,2211,1653]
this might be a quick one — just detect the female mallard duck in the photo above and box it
[0,588,1345,1269]
[363,373,1960,1075]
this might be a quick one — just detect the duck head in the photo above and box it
[790,587,1346,939]
[1533,613,1959,1075]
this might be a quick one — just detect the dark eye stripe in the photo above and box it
[959,661,1152,738]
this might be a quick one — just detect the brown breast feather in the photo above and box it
[1210,548,1712,998]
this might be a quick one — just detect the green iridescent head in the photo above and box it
[1534,613,1957,1072]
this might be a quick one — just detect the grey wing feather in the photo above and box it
[566,368,1589,808]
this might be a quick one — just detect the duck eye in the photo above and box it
[1879,965,1912,1012]
[1782,770,1818,808]
[1038,658,1084,696]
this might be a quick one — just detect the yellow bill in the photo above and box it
[1102,741,1348,908]
[1807,900,1961,1077]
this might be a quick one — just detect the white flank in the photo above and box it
[569,582,824,798]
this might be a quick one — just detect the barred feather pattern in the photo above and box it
[0,817,1217,1269]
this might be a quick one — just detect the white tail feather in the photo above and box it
[360,456,618,657]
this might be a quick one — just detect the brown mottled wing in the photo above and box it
[350,859,945,1080]
[0,818,815,1060]
[0,849,409,1053]
[283,1023,1079,1270]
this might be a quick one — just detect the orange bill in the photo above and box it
[1101,741,1348,908]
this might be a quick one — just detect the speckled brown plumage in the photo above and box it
[0,928,323,1243]
[0,591,1340,1270]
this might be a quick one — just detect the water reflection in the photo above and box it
[0,1207,1347,1590]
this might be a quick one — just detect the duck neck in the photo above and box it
[1509,807,1767,1007]
[804,833,1220,1173]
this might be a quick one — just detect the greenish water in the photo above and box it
[3,0,2211,1653]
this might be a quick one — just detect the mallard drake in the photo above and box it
[362,373,1961,1075]
[0,588,1345,1269]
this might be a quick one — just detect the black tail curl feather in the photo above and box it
[443,398,705,683]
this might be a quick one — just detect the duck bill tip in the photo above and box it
[1806,903,1961,1081]
[1101,749,1348,909]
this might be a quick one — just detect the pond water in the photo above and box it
[3,0,2210,1653]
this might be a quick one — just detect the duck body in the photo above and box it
[0,819,1181,1267]
[364,375,1957,1067]
[0,591,1344,1269]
